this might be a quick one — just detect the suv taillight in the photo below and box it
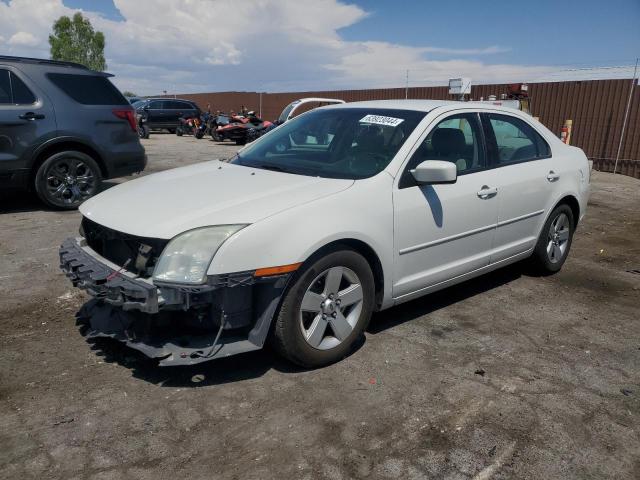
[112,108,136,132]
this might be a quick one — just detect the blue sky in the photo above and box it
[1,0,638,94]
[340,0,640,67]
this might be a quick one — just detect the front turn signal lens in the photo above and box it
[254,262,302,277]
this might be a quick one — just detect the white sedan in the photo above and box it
[60,100,590,367]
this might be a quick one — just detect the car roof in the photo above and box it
[327,99,522,113]
[142,97,197,102]
[294,97,345,103]
[0,55,112,76]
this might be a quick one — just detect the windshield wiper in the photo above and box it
[255,164,291,173]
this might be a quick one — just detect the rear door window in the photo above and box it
[47,73,128,105]
[485,113,551,164]
[0,69,36,104]
[164,100,190,110]
[10,72,36,104]
[0,69,11,104]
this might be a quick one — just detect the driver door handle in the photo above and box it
[547,171,560,182]
[477,186,498,199]
[19,112,45,120]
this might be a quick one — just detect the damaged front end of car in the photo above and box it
[59,219,291,366]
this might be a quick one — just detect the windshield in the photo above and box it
[231,108,426,180]
[132,100,147,109]
[277,100,301,123]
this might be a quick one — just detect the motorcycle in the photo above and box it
[176,115,200,136]
[214,112,273,145]
[194,112,212,139]
[137,112,150,139]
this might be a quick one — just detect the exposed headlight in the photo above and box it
[153,225,247,284]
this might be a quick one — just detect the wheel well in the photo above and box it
[30,141,107,187]
[557,195,580,228]
[306,239,385,311]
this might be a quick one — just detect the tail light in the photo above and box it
[112,108,137,132]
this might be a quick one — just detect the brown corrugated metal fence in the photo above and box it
[167,78,640,178]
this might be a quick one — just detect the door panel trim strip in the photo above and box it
[497,209,545,228]
[399,223,496,255]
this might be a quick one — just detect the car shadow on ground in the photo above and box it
[368,262,525,334]
[83,261,526,388]
[0,181,121,215]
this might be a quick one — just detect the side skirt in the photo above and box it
[391,249,533,307]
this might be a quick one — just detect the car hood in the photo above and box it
[80,160,354,239]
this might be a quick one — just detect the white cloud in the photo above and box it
[8,31,39,46]
[0,0,631,95]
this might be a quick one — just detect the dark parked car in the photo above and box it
[0,56,146,209]
[134,98,200,134]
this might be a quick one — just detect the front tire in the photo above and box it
[272,249,375,368]
[530,204,575,273]
[34,151,102,210]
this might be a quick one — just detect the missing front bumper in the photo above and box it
[60,237,290,366]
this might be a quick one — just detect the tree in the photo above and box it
[122,91,137,97]
[49,13,106,71]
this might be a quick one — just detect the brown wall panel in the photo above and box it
[164,78,640,164]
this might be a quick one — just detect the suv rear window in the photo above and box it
[47,73,128,105]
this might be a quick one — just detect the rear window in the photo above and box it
[47,73,128,105]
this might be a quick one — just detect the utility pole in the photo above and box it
[405,70,409,99]
[614,58,639,174]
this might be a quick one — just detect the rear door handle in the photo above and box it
[547,171,560,182]
[19,112,45,120]
[477,186,498,199]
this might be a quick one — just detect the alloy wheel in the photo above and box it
[547,212,570,263]
[45,157,97,206]
[299,266,364,350]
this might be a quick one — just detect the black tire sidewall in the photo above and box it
[532,204,575,273]
[274,249,375,368]
[34,151,102,210]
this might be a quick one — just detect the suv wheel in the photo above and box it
[34,151,102,210]
[272,249,375,367]
[530,204,575,274]
[138,124,150,139]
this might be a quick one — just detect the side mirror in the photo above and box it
[410,160,457,184]
[143,105,149,111]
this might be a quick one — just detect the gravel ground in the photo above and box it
[1,134,639,480]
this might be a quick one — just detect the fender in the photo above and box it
[29,135,105,172]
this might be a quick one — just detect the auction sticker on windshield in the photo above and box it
[359,114,404,127]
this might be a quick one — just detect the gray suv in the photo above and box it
[0,56,146,209]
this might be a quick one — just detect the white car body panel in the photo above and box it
[79,99,590,312]
[283,97,345,121]
[79,160,353,239]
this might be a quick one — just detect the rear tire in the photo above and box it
[530,204,575,274]
[272,249,375,368]
[138,125,150,139]
[176,127,183,136]
[34,151,102,210]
